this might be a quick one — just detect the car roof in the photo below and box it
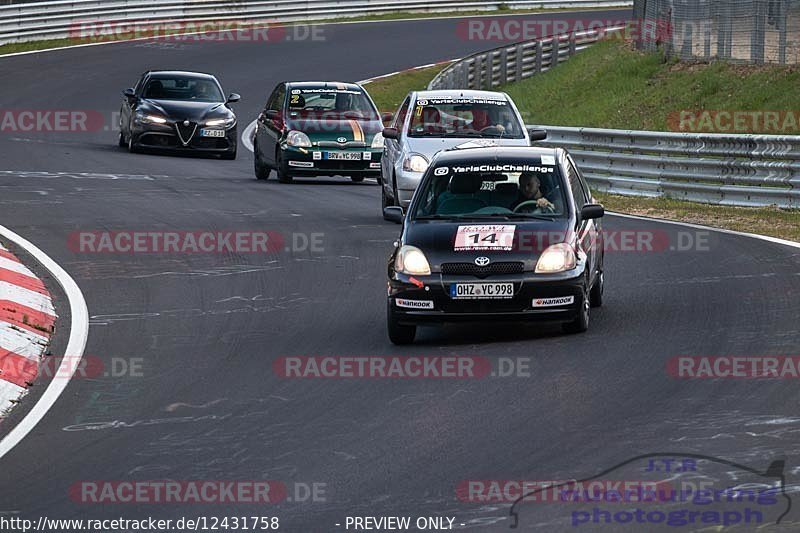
[413,89,508,100]
[147,71,218,80]
[432,146,561,165]
[287,81,364,91]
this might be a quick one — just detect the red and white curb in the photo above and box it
[0,241,56,419]
[0,226,87,461]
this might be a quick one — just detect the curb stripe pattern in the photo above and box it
[0,242,56,419]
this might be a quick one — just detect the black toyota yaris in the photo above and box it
[384,145,605,345]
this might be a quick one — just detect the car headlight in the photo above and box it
[371,132,384,149]
[402,153,429,173]
[286,130,312,148]
[205,116,236,128]
[535,243,576,273]
[395,245,431,276]
[137,113,167,125]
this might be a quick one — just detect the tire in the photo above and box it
[276,150,293,184]
[387,310,416,345]
[221,148,237,160]
[253,141,270,180]
[381,183,391,220]
[589,270,604,308]
[118,131,126,148]
[562,289,590,334]
[350,175,365,183]
[127,133,140,154]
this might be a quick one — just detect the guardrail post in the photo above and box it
[568,34,576,57]
[514,43,524,83]
[534,40,543,72]
[499,48,508,86]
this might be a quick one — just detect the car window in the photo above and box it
[267,84,285,112]
[286,87,378,120]
[407,96,525,139]
[143,76,223,102]
[411,160,566,219]
[394,96,411,130]
[134,76,146,96]
[566,158,588,211]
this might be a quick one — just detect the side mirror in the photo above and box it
[382,127,400,140]
[580,204,605,220]
[381,112,393,124]
[123,88,137,100]
[226,93,241,104]
[527,128,547,142]
[264,109,280,120]
[383,206,404,224]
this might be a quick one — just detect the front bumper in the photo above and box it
[388,269,587,325]
[133,123,237,154]
[282,145,382,176]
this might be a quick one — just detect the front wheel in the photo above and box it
[127,133,140,154]
[221,148,237,160]
[562,290,590,334]
[350,175,365,183]
[388,310,416,345]
[118,131,126,147]
[589,270,604,308]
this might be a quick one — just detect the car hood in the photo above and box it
[403,218,574,271]
[139,99,232,123]
[285,116,383,144]
[405,136,529,159]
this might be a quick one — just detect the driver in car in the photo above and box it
[469,104,505,134]
[513,172,555,212]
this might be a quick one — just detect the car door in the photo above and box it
[257,83,286,167]
[121,74,147,136]
[382,95,410,196]
[565,155,599,282]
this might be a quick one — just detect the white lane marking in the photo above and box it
[0,225,89,461]
[0,8,632,60]
[241,120,257,152]
[608,212,800,250]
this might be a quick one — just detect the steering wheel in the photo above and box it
[513,200,555,214]
[479,125,505,134]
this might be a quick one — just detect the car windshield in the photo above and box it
[411,160,567,220]
[407,96,525,138]
[143,76,224,102]
[287,88,379,120]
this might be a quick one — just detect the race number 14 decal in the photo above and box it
[454,225,516,251]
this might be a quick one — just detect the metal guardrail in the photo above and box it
[0,0,633,45]
[428,25,625,90]
[531,125,800,208]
